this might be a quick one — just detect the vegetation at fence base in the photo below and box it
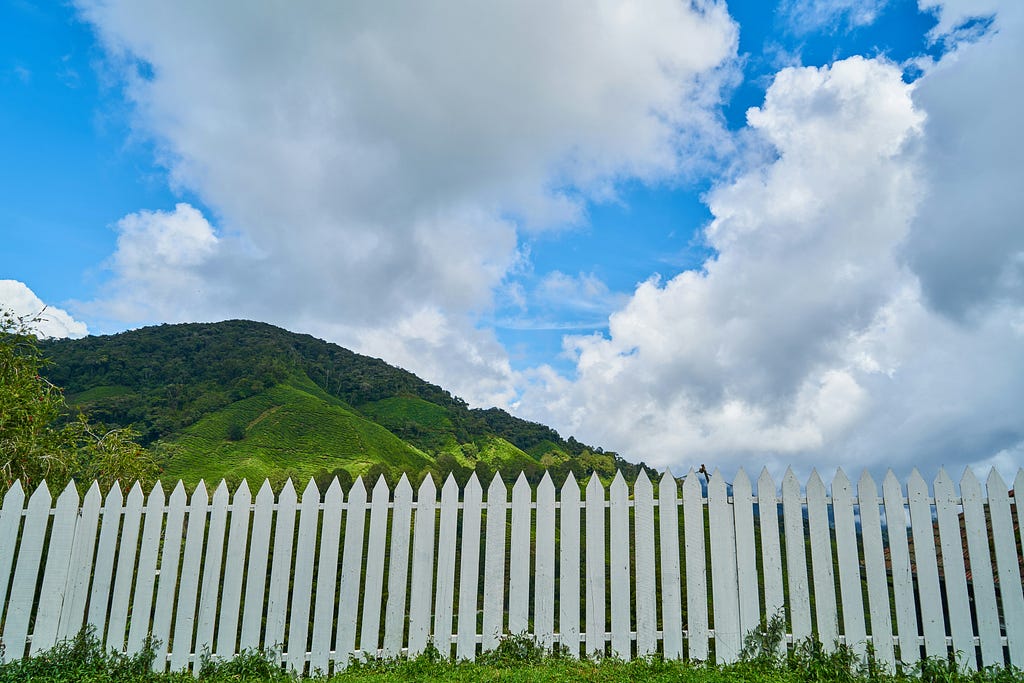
[4,628,1022,683]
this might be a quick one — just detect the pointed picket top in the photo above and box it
[832,468,850,493]
[418,472,437,500]
[659,468,677,500]
[586,471,604,497]
[395,472,412,500]
[758,467,776,498]
[934,468,954,498]
[28,479,51,505]
[539,470,554,492]
[148,479,165,501]
[255,478,273,504]
[807,468,826,497]
[882,469,903,498]
[857,469,877,498]
[985,468,1008,496]
[562,470,578,492]
[127,479,144,502]
[908,468,928,496]
[84,479,103,507]
[323,476,342,504]
[959,467,981,497]
[610,470,627,496]
[635,469,652,498]
[707,467,727,497]
[302,477,320,503]
[350,475,367,502]
[782,466,800,492]
[682,467,701,495]
[56,479,80,508]
[441,472,458,499]
[1015,469,1024,503]
[3,479,25,508]
[487,472,506,500]
[169,479,187,506]
[232,478,249,499]
[466,471,482,497]
[733,468,751,498]
[104,480,123,507]
[372,474,390,502]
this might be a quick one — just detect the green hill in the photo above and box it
[40,320,654,487]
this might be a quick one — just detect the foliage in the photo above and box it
[0,309,158,492]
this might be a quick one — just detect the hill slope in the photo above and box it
[40,320,652,486]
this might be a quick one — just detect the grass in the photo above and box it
[3,626,1021,683]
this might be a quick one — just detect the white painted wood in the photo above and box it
[383,474,413,656]
[757,468,784,656]
[309,478,343,674]
[264,479,297,657]
[170,481,209,671]
[151,482,186,671]
[683,469,708,660]
[609,471,631,660]
[126,482,165,655]
[882,470,918,666]
[87,482,123,641]
[782,468,811,643]
[407,475,437,657]
[432,475,458,657]
[336,476,367,666]
[2,481,51,660]
[535,472,556,649]
[987,469,1024,668]
[456,474,482,660]
[285,479,320,673]
[857,471,894,669]
[907,470,944,660]
[960,469,1001,666]
[1017,469,1024,589]
[57,481,102,642]
[933,469,974,669]
[215,480,251,659]
[0,482,26,624]
[831,470,866,659]
[585,474,606,658]
[732,469,760,640]
[30,482,79,654]
[195,481,230,661]
[106,482,144,652]
[708,468,740,663]
[658,470,683,660]
[559,472,581,657]
[239,480,274,651]
[509,472,532,635]
[482,473,507,650]
[806,470,837,649]
[360,476,390,657]
[633,470,656,658]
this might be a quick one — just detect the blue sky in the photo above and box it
[3,0,1022,478]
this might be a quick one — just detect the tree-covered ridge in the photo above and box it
[40,320,654,486]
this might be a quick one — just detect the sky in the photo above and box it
[2,0,1022,481]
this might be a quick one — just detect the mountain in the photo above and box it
[39,320,653,487]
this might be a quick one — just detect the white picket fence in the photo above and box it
[0,467,1022,675]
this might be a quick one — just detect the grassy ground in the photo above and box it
[2,629,1020,683]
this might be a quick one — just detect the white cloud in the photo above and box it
[518,47,1024,478]
[782,0,889,34]
[0,280,89,338]
[73,0,738,403]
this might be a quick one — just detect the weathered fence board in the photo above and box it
[1,467,1022,674]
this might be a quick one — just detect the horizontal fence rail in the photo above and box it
[0,467,1022,675]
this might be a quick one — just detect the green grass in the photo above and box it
[156,382,432,488]
[70,384,134,402]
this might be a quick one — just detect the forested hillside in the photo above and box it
[40,320,654,487]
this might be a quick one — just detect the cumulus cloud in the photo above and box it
[518,45,1024,478]
[0,280,89,338]
[73,0,738,402]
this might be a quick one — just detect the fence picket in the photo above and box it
[633,471,656,658]
[857,471,893,669]
[407,476,437,657]
[933,469,973,669]
[907,470,944,660]
[2,481,51,659]
[196,481,230,662]
[239,480,274,651]
[882,470,919,666]
[336,476,367,664]
[310,478,343,673]
[482,474,507,650]
[285,479,320,673]
[0,482,26,625]
[585,474,606,658]
[170,480,209,671]
[509,473,531,635]
[106,482,144,652]
[732,469,759,640]
[806,471,837,648]
[30,482,79,654]
[782,469,810,643]
[709,469,740,662]
[361,477,390,657]
[757,468,784,656]
[383,475,413,657]
[987,470,1024,667]
[57,481,102,642]
[610,472,631,660]
[216,480,251,659]
[87,483,122,640]
[831,470,866,658]
[960,469,1001,666]
[432,475,458,656]
[151,482,187,671]
[683,469,708,660]
[535,473,556,648]
[456,474,482,660]
[126,482,165,655]
[658,470,683,659]
[264,479,296,658]
[559,473,581,657]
